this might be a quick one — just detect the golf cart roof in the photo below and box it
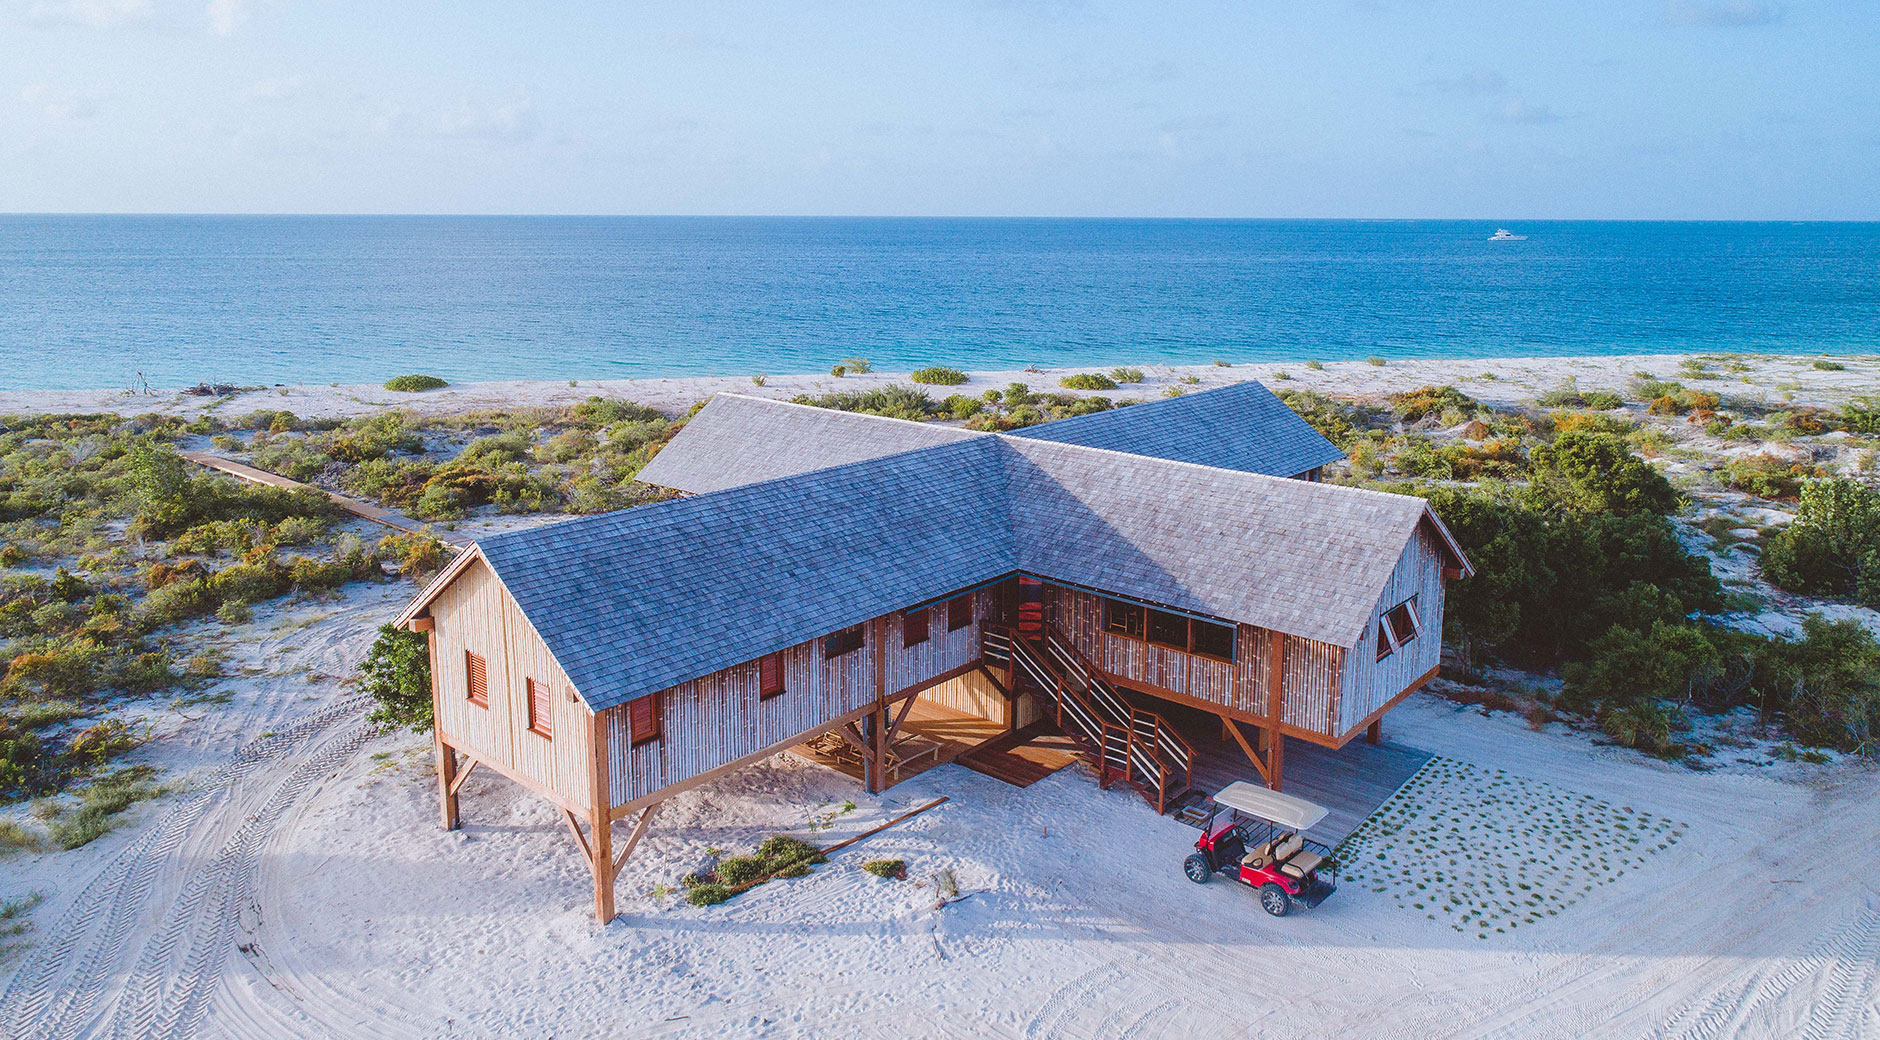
[1212,782,1329,831]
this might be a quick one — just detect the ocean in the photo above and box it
[0,216,1874,391]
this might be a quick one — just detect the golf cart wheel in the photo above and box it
[1183,854,1211,884]
[1259,883,1292,917]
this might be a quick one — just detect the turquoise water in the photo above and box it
[0,217,1875,391]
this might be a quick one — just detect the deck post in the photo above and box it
[1267,629,1286,792]
[1365,719,1383,746]
[426,624,459,830]
[589,707,615,924]
[434,734,459,831]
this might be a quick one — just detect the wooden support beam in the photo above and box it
[868,708,887,795]
[434,735,460,831]
[1366,719,1383,746]
[561,809,594,869]
[446,757,479,798]
[610,801,661,884]
[885,692,919,741]
[836,722,872,757]
[589,707,615,924]
[407,615,434,632]
[1267,629,1286,792]
[1222,715,1271,786]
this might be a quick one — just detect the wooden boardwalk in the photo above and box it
[179,451,471,546]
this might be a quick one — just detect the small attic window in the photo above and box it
[1376,598,1420,661]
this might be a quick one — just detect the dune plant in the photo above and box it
[383,374,449,392]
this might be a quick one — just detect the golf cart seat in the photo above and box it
[1279,850,1326,879]
[1241,842,1275,869]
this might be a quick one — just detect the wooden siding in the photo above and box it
[601,591,987,808]
[922,668,1009,725]
[430,559,595,809]
[1338,523,1448,737]
[1045,584,1348,737]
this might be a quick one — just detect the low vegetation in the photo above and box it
[361,624,434,731]
[909,366,968,386]
[681,834,828,906]
[1059,372,1118,391]
[383,374,449,392]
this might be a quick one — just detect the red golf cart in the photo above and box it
[1183,781,1338,916]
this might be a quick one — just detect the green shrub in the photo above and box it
[1724,454,1824,501]
[1528,432,1680,516]
[1212,359,1232,367]
[45,766,165,849]
[1767,614,1880,750]
[862,858,906,878]
[206,561,290,606]
[840,357,873,374]
[383,374,449,392]
[1760,479,1880,605]
[361,624,434,731]
[938,395,982,420]
[377,532,452,579]
[685,881,731,906]
[909,366,968,386]
[790,386,936,421]
[1390,386,1476,423]
[716,855,769,886]
[1305,360,1324,371]
[1365,356,1387,367]
[1812,359,1846,371]
[139,578,217,626]
[1059,373,1119,391]
[1537,379,1623,410]
[1839,398,1880,435]
[1109,367,1145,383]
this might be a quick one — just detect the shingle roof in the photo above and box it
[636,380,1343,496]
[477,438,1014,711]
[1003,439,1426,647]
[1007,380,1345,477]
[635,394,981,495]
[407,381,1462,710]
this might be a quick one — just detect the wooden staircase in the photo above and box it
[983,622,1195,814]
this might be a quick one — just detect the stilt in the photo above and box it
[589,708,616,923]
[1268,728,1285,793]
[1266,629,1286,792]
[434,733,460,831]
[867,706,888,794]
[1365,719,1383,746]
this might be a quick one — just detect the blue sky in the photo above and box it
[3,1,1875,217]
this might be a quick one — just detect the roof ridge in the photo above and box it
[712,391,990,436]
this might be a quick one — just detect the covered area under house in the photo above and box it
[394,381,1471,921]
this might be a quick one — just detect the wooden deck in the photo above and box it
[789,700,1006,784]
[958,725,1081,788]
[1157,700,1432,843]
[180,451,472,546]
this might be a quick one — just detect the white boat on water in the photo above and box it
[1488,228,1527,241]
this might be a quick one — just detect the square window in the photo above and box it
[1386,599,1420,647]
[1147,609,1188,650]
[824,624,866,659]
[1104,600,1144,639]
[903,607,931,648]
[1190,619,1236,661]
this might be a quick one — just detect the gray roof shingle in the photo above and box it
[1007,380,1345,477]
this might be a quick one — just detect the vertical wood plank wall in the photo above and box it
[602,591,987,808]
[1045,584,1348,739]
[895,590,995,719]
[1338,523,1448,737]
[429,560,595,809]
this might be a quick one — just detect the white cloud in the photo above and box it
[1487,98,1561,125]
[249,75,303,100]
[1662,1,1782,27]
[26,0,150,29]
[1414,70,1508,96]
[206,0,248,36]
[19,83,101,120]
[434,98,538,141]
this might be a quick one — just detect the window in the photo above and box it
[1190,619,1236,661]
[1104,600,1145,639]
[1376,599,1419,661]
[1147,609,1188,650]
[526,678,552,738]
[465,651,488,708]
[759,652,785,699]
[824,624,866,659]
[903,607,931,648]
[628,693,661,746]
[1386,599,1420,646]
[947,594,973,632]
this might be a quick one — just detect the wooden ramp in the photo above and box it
[179,451,471,546]
[958,725,1081,788]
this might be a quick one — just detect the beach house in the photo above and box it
[394,382,1471,921]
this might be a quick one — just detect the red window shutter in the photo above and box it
[465,652,488,707]
[759,653,784,699]
[903,607,930,648]
[629,694,661,745]
[947,594,972,632]
[527,678,552,737]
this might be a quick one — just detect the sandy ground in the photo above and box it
[2,352,1876,421]
[3,588,1875,1039]
[2,352,1878,1038]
